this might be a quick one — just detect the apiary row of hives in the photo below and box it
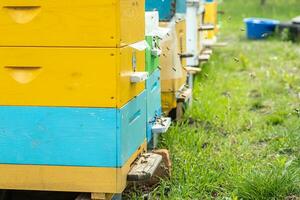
[0,0,220,199]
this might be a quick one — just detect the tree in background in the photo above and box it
[261,0,266,5]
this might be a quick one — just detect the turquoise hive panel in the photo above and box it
[176,0,186,13]
[146,69,162,142]
[145,0,176,21]
[118,91,147,165]
[0,92,147,168]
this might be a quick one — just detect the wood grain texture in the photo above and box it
[0,47,144,108]
[0,0,145,47]
[204,1,219,39]
[0,142,147,193]
[0,91,147,167]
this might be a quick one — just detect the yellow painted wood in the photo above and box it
[159,22,187,93]
[0,141,147,194]
[175,18,187,68]
[161,92,177,114]
[0,47,145,108]
[204,2,218,39]
[0,0,145,47]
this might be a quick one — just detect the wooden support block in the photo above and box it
[91,193,113,200]
[76,193,90,200]
[75,193,113,200]
[127,153,163,182]
[152,149,172,175]
[177,88,192,103]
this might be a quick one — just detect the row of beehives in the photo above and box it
[147,0,219,121]
[0,0,219,198]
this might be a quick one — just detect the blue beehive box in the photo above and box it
[0,91,147,168]
[146,0,176,21]
[176,0,186,14]
[146,69,162,142]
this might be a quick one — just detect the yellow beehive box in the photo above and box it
[0,0,145,47]
[0,142,147,194]
[161,92,177,114]
[159,21,187,93]
[0,46,145,108]
[204,1,218,39]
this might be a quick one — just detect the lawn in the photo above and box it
[130,0,300,199]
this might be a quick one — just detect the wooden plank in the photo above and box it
[152,117,172,134]
[0,142,147,194]
[199,54,211,62]
[0,92,146,168]
[0,47,145,108]
[198,24,215,31]
[202,49,213,55]
[184,66,201,74]
[177,88,192,103]
[127,153,162,182]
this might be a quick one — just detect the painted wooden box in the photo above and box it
[204,0,218,39]
[146,69,162,142]
[176,0,186,14]
[145,0,176,21]
[159,21,187,93]
[0,46,146,108]
[175,18,187,67]
[0,91,147,193]
[145,36,160,74]
[161,91,177,114]
[0,0,145,47]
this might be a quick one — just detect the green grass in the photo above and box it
[130,0,300,199]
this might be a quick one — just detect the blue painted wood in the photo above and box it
[176,0,186,14]
[146,69,162,142]
[118,91,147,165]
[145,0,176,21]
[0,91,146,168]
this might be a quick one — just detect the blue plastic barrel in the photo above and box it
[244,18,279,39]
